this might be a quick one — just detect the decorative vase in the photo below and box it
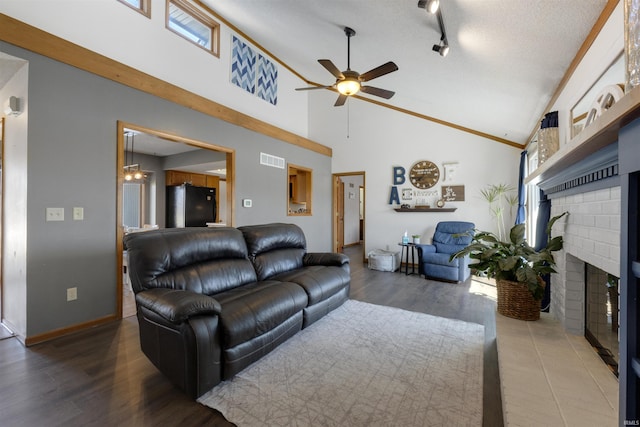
[625,0,640,92]
[496,279,542,321]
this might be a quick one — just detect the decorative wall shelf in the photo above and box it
[525,85,640,186]
[394,207,457,213]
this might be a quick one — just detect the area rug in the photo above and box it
[198,299,484,426]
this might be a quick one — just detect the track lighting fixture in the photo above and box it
[426,0,439,14]
[433,7,449,57]
[418,0,450,57]
[418,0,439,14]
[432,42,449,57]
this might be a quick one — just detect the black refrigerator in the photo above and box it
[166,184,216,227]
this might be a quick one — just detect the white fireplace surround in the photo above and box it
[549,186,621,334]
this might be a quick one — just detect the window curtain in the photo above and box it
[534,112,558,312]
[515,150,527,225]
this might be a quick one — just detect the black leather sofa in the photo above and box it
[124,223,350,398]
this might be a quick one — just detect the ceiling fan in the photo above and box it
[295,27,399,106]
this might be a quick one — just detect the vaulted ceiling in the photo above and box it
[206,0,612,147]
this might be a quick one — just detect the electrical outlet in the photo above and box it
[46,207,64,221]
[67,287,77,301]
[73,207,84,221]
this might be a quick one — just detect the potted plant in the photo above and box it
[412,234,421,244]
[450,212,567,320]
[479,183,519,241]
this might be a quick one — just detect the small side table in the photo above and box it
[398,242,417,275]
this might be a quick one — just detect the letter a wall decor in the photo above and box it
[231,36,278,105]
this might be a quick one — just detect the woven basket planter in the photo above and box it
[496,279,542,321]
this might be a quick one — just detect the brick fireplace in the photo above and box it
[549,186,621,335]
[524,88,640,423]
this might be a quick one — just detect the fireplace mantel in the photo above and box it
[526,85,640,186]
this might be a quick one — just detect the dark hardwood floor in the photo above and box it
[0,244,502,426]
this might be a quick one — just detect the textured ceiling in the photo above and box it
[205,0,610,146]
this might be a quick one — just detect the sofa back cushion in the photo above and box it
[432,221,475,254]
[239,223,306,281]
[124,227,257,295]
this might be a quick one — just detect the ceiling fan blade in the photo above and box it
[318,59,345,80]
[359,61,398,82]
[295,85,333,91]
[334,94,348,107]
[360,85,395,99]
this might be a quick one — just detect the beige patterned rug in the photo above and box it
[198,299,484,426]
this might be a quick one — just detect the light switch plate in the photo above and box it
[242,199,252,208]
[46,207,64,221]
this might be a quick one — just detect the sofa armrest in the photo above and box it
[135,288,221,324]
[303,252,350,267]
[415,244,436,256]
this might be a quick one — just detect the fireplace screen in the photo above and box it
[585,263,619,376]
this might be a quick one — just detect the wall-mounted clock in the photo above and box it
[409,160,440,189]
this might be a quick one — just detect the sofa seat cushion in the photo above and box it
[214,280,308,348]
[271,266,350,306]
[422,252,460,268]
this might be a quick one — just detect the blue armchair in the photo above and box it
[416,221,475,282]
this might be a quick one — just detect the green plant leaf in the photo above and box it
[546,236,564,252]
[509,223,526,245]
[546,212,568,236]
[498,256,519,271]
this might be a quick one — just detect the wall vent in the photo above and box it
[260,152,285,169]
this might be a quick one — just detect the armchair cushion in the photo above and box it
[422,252,460,268]
[419,221,475,282]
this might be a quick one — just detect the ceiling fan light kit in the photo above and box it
[336,71,361,96]
[295,26,398,106]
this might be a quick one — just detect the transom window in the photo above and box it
[167,0,220,57]
[117,0,150,17]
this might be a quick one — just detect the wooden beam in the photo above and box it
[356,95,524,149]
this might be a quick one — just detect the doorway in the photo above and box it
[333,172,365,263]
[0,117,3,333]
[116,121,235,318]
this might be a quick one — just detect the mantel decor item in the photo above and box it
[451,212,567,321]
[625,0,640,92]
[537,111,559,167]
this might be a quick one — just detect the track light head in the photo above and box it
[418,0,439,14]
[426,0,439,14]
[432,43,449,57]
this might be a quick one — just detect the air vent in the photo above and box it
[260,152,285,169]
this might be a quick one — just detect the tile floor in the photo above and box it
[496,313,619,426]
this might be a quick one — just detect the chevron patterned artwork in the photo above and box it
[231,35,256,94]
[257,54,278,105]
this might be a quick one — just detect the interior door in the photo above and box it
[337,180,345,252]
[332,175,344,252]
[0,118,3,322]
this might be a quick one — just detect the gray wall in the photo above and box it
[1,42,333,338]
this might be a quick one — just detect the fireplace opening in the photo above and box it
[584,263,619,377]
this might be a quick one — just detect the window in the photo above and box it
[117,0,150,17]
[288,164,312,216]
[166,0,220,57]
[526,143,539,244]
